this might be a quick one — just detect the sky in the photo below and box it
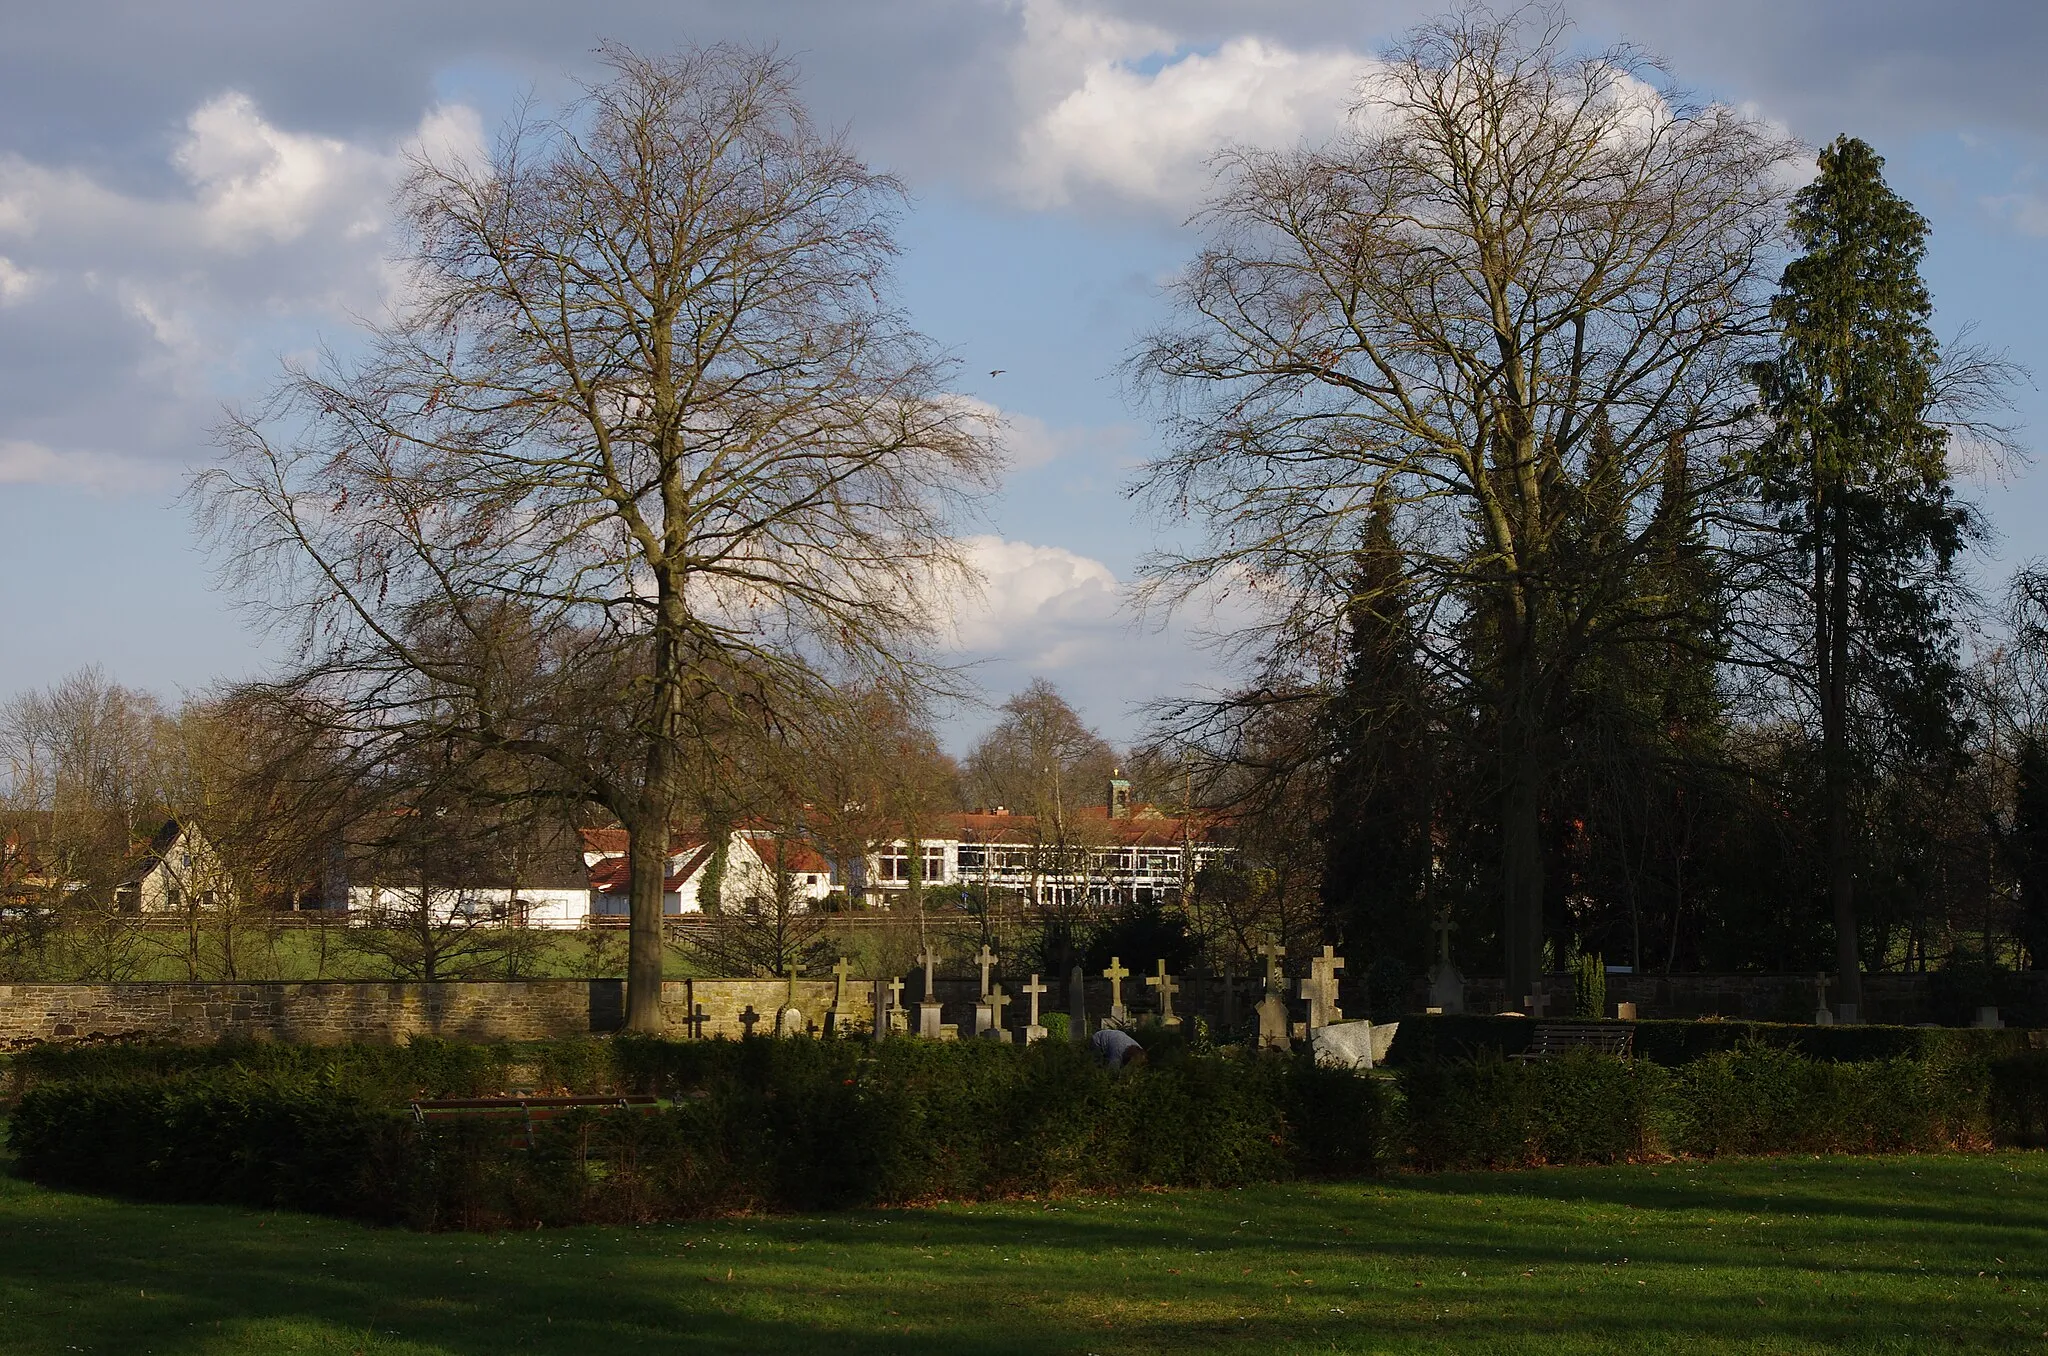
[0,0,2043,752]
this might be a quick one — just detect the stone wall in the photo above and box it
[0,980,624,1049]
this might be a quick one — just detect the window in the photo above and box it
[875,850,909,882]
[923,846,947,881]
[956,845,985,870]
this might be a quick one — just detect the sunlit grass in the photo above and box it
[3,1147,2043,1353]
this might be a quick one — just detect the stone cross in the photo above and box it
[988,983,1012,1034]
[685,1003,709,1039]
[1300,946,1344,1029]
[784,967,799,1008]
[832,956,857,1011]
[738,1004,761,1037]
[1145,959,1181,1027]
[1522,987,1550,1019]
[1811,973,1834,1026]
[1257,941,1286,989]
[1103,956,1131,1023]
[1432,912,1456,967]
[1023,973,1048,1028]
[888,975,904,1015]
[1068,964,1088,1042]
[921,945,939,1001]
[977,944,998,998]
[870,977,893,1039]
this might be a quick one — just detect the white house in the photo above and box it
[580,828,834,919]
[115,820,235,914]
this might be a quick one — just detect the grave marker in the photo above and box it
[738,1005,761,1037]
[1103,956,1131,1024]
[977,944,999,998]
[1068,964,1088,1042]
[1022,974,1049,1043]
[1145,959,1181,1028]
[919,944,944,1038]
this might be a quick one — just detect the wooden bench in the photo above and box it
[408,1094,660,1149]
[1510,1024,1635,1061]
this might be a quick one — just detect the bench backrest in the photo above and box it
[1526,1024,1634,1057]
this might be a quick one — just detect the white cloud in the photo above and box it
[1984,190,2048,237]
[0,92,476,489]
[944,394,1136,473]
[0,256,33,305]
[949,534,1121,662]
[1005,1,1369,215]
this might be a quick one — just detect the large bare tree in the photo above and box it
[197,45,996,1029]
[1129,12,1798,997]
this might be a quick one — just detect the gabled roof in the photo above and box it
[742,836,832,876]
[588,841,716,896]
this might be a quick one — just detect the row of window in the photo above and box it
[872,844,1206,881]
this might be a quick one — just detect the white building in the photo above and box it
[580,828,834,920]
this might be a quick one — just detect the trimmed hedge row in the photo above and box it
[1385,1013,2034,1066]
[6,1037,1388,1229]
[1400,1046,2025,1170]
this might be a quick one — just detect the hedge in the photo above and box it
[6,1037,1391,1229]
[1385,1013,2033,1067]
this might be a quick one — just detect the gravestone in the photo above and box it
[775,1004,807,1037]
[1068,965,1088,1042]
[1521,987,1550,1019]
[1103,956,1131,1025]
[1299,945,1345,1029]
[1836,1002,1861,1026]
[1976,1005,2005,1030]
[1145,959,1181,1029]
[684,1003,709,1039]
[1427,913,1464,1013]
[1256,991,1291,1051]
[976,945,999,999]
[1022,974,1049,1043]
[982,984,1013,1042]
[887,976,907,1034]
[738,1005,761,1037]
[1615,1001,1638,1021]
[829,957,857,1036]
[870,977,895,1040]
[1811,972,1833,1026]
[919,944,944,1039]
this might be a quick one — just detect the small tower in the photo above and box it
[1108,768,1132,820]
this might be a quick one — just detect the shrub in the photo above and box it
[6,1037,1391,1229]
[1400,1052,1665,1170]
[1572,954,1607,1020]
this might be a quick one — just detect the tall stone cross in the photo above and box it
[1023,974,1048,1027]
[685,1003,709,1039]
[831,956,857,1014]
[888,975,904,1015]
[1300,946,1344,1030]
[977,944,999,998]
[1103,955,1131,1022]
[1522,986,1550,1019]
[988,983,1012,1028]
[920,945,939,1001]
[1145,959,1181,1027]
[783,966,799,1008]
[1812,971,1834,1026]
[1431,913,1456,968]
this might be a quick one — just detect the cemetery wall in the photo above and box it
[0,981,624,1047]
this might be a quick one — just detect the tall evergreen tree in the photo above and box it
[1749,135,1972,1014]
[1322,497,1435,968]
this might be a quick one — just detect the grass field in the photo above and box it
[4,1146,2046,1355]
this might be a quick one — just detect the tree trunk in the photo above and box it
[624,809,669,1032]
[1821,500,1863,1014]
[1500,716,1545,1004]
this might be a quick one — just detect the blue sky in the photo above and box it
[0,1,2043,750]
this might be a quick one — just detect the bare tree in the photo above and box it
[196,45,997,1029]
[1129,12,1798,997]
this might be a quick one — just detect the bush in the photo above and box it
[6,1037,1391,1229]
[1385,1013,2030,1067]
[1400,1052,1667,1170]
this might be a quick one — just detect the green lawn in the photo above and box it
[3,1149,2045,1354]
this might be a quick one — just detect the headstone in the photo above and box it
[919,944,944,1038]
[1310,1018,1377,1069]
[1300,945,1345,1029]
[982,983,1013,1042]
[1145,959,1181,1028]
[775,1004,807,1037]
[1975,1005,2005,1030]
[976,944,998,999]
[1835,1001,1861,1026]
[684,1003,709,1039]
[1257,940,1286,989]
[887,976,907,1033]
[1068,965,1088,1042]
[1614,1001,1638,1021]
[1256,991,1291,1051]
[1811,972,1834,1026]
[1426,962,1466,1015]
[1103,956,1131,1025]
[1522,987,1551,1019]
[870,978,893,1040]
[738,1004,761,1037]
[830,956,857,1032]
[1023,974,1049,1043]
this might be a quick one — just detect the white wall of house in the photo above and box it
[346,885,594,930]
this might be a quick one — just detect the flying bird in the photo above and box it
[989,369,1006,377]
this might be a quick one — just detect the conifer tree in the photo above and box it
[1749,136,1973,1013]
